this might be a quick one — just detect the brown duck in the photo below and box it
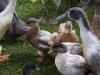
[26,18,51,62]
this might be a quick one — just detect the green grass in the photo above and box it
[0,0,94,75]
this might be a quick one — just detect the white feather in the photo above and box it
[55,52,86,75]
[0,0,17,40]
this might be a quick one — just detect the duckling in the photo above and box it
[26,19,51,62]
[0,0,17,40]
[52,43,88,75]
[0,0,30,40]
[67,7,100,75]
[81,0,100,40]
[58,21,79,42]
[23,63,39,75]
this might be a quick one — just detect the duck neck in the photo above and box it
[27,26,40,41]
[76,16,98,45]
[95,5,100,15]
[0,0,17,16]
[77,16,91,31]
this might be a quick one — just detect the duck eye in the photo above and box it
[70,10,74,15]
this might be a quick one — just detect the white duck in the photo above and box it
[0,0,17,40]
[67,7,100,75]
[52,43,90,75]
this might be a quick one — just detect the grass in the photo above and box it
[0,0,94,75]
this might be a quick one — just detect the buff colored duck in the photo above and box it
[58,21,79,42]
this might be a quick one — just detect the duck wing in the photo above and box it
[32,39,50,53]
[55,53,86,74]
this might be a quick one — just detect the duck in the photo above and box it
[48,32,82,56]
[67,7,100,75]
[0,0,16,61]
[26,19,51,62]
[52,43,91,75]
[0,0,31,40]
[81,0,100,40]
[0,0,17,40]
[58,21,79,42]
[23,63,39,75]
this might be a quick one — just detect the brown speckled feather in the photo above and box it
[59,30,79,43]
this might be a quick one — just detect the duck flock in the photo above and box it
[0,0,100,75]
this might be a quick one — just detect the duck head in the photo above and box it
[81,0,100,9]
[27,18,38,27]
[67,7,86,20]
[23,63,39,75]
[67,7,91,31]
[27,16,45,27]
[26,19,40,34]
[26,20,40,43]
[52,43,67,53]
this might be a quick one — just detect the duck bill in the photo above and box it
[56,11,69,21]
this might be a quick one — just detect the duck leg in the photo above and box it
[0,54,10,62]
